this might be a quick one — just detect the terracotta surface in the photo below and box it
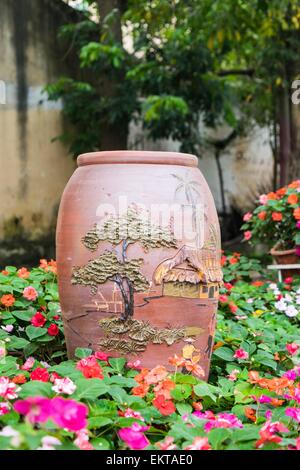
[270,246,300,277]
[56,151,222,379]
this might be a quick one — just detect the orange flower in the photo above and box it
[152,395,176,416]
[11,374,27,384]
[244,407,256,422]
[17,267,30,279]
[288,180,300,189]
[258,211,266,220]
[184,358,205,378]
[272,212,282,221]
[153,379,175,400]
[270,398,284,407]
[192,401,203,411]
[267,192,277,200]
[251,281,264,287]
[213,341,224,351]
[274,352,280,361]
[276,187,287,197]
[293,208,300,220]
[39,259,57,274]
[144,365,168,385]
[248,371,293,394]
[134,368,149,384]
[1,270,9,276]
[287,193,298,205]
[1,294,15,308]
[132,383,149,397]
[168,354,185,367]
[229,257,238,265]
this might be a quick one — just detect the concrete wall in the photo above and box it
[0,0,276,262]
[0,0,76,242]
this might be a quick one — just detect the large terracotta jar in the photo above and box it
[56,151,223,379]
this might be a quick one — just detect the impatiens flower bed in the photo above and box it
[0,259,299,450]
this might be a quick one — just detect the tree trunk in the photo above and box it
[278,84,292,186]
[96,0,128,150]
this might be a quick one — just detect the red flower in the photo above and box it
[95,351,110,362]
[30,368,50,382]
[258,211,266,220]
[229,303,238,314]
[271,212,282,221]
[224,282,233,290]
[219,294,228,303]
[31,312,46,327]
[229,257,238,265]
[284,277,293,284]
[152,395,176,416]
[47,324,59,336]
[76,356,104,379]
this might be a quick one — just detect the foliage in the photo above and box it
[241,179,300,250]
[221,251,264,283]
[0,257,299,450]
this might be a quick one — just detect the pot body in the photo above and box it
[270,246,300,278]
[56,151,222,379]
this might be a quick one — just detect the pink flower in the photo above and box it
[0,402,10,415]
[50,397,88,432]
[37,436,61,450]
[244,231,252,241]
[256,420,289,448]
[124,408,144,421]
[286,407,300,423]
[193,410,243,432]
[74,429,93,450]
[95,351,110,362]
[15,396,88,432]
[219,294,228,303]
[233,348,249,360]
[286,343,299,356]
[0,347,6,358]
[184,436,211,451]
[21,357,35,371]
[156,436,177,450]
[118,423,150,450]
[257,395,272,404]
[76,356,104,379]
[243,212,252,222]
[227,369,240,381]
[0,376,20,399]
[14,397,52,424]
[52,377,76,395]
[23,286,38,301]
[283,367,300,380]
[127,359,142,370]
[259,194,268,204]
[1,325,13,333]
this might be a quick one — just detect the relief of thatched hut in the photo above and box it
[153,244,223,299]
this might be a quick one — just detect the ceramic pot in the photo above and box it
[56,151,223,379]
[270,244,300,278]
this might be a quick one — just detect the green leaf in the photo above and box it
[19,381,53,398]
[107,385,129,404]
[12,310,34,322]
[88,416,112,429]
[73,378,109,400]
[75,347,93,359]
[194,382,219,402]
[213,347,234,361]
[171,383,192,401]
[7,336,30,350]
[209,428,232,449]
[104,376,137,388]
[25,325,47,341]
[176,403,193,416]
[108,357,126,373]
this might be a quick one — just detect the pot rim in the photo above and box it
[77,150,198,167]
[270,245,296,256]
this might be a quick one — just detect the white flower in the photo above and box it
[296,296,300,305]
[296,288,300,295]
[0,426,22,447]
[269,283,278,290]
[275,300,287,312]
[285,305,298,317]
[246,298,254,304]
[52,377,76,395]
[284,294,292,302]
[1,325,13,333]
[37,436,61,450]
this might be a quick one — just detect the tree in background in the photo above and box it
[46,0,300,190]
